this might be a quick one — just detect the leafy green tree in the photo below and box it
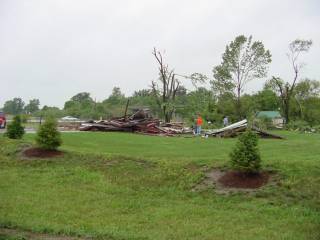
[3,98,25,115]
[130,89,159,116]
[71,92,93,104]
[181,87,216,123]
[295,79,320,99]
[98,87,128,118]
[24,99,40,114]
[106,87,126,105]
[36,106,65,119]
[303,97,320,125]
[132,89,152,98]
[239,89,280,119]
[212,35,272,119]
[211,65,235,96]
[175,86,188,97]
[5,115,25,139]
[188,73,208,89]
[64,92,97,119]
[294,79,320,119]
[230,130,261,173]
[36,117,62,150]
[240,94,258,117]
[254,88,280,111]
[216,92,237,123]
[63,101,82,117]
[285,79,320,125]
[266,39,312,123]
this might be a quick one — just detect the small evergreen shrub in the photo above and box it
[36,117,62,150]
[229,130,261,173]
[5,115,25,139]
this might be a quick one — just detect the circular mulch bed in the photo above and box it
[23,147,63,158]
[218,171,269,189]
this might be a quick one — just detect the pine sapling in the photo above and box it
[229,130,261,173]
[36,117,62,150]
[5,115,25,139]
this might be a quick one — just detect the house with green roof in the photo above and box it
[256,111,284,128]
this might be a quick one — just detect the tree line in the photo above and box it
[1,35,319,127]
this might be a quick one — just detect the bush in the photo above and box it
[254,116,273,130]
[284,120,320,133]
[20,114,30,124]
[229,130,261,173]
[36,117,62,150]
[312,125,320,133]
[286,120,308,130]
[285,120,314,133]
[5,115,25,139]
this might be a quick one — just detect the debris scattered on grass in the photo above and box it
[206,119,284,139]
[80,109,192,136]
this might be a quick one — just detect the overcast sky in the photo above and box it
[1,0,319,108]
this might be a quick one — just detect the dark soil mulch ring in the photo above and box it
[0,227,87,240]
[23,147,64,158]
[218,171,270,189]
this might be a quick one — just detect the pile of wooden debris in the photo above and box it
[79,109,191,136]
[206,119,284,139]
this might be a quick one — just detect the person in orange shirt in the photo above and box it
[195,114,203,135]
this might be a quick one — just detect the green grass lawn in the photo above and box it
[0,132,319,239]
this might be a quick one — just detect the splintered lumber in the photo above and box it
[206,119,284,139]
[206,119,247,136]
[215,125,247,138]
[124,99,130,121]
[79,123,132,132]
[252,126,284,139]
[79,110,188,136]
[206,119,248,136]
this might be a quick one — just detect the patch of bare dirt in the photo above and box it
[23,147,63,158]
[0,227,91,240]
[218,171,269,188]
[193,168,276,194]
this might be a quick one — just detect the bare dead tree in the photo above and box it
[267,39,312,123]
[151,48,180,123]
[287,39,313,93]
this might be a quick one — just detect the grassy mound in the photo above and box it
[0,132,319,240]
